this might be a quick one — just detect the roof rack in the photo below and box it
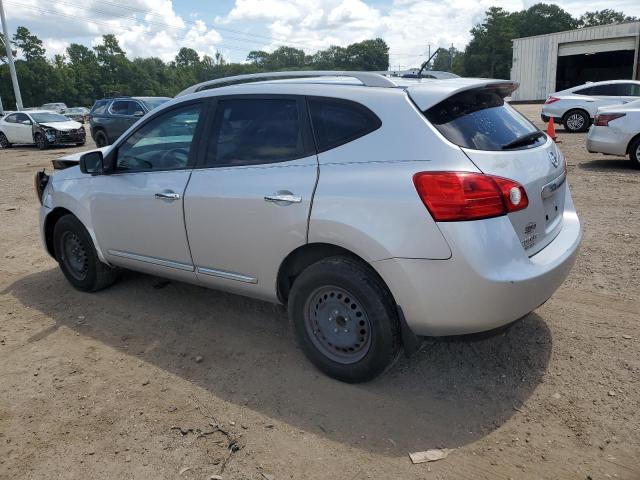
[176,71,397,97]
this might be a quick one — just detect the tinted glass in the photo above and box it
[91,100,108,115]
[425,90,544,151]
[207,98,303,166]
[111,100,135,115]
[578,84,619,96]
[139,97,171,111]
[308,98,381,152]
[116,104,201,172]
[619,83,640,96]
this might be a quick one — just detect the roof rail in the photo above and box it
[176,71,397,97]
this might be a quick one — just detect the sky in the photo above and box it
[3,0,640,68]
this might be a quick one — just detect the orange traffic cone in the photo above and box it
[547,117,557,142]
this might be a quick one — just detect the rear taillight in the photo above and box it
[544,96,560,104]
[413,172,529,222]
[594,113,625,126]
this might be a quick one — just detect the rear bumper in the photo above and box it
[374,185,582,336]
[586,126,628,156]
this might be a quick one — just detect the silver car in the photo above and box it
[542,80,640,133]
[587,99,640,167]
[35,71,582,382]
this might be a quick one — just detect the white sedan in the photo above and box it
[542,80,640,133]
[0,110,85,149]
[586,99,640,168]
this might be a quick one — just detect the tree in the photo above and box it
[175,47,200,68]
[12,26,45,60]
[343,38,389,71]
[246,50,269,66]
[432,46,462,73]
[578,9,638,27]
[511,3,576,38]
[463,7,514,79]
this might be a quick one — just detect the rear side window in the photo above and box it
[576,84,618,96]
[110,100,140,115]
[206,98,305,167]
[424,90,545,151]
[308,98,381,152]
[618,83,640,96]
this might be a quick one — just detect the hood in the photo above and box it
[39,120,83,130]
[51,146,111,170]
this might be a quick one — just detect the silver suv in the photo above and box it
[35,72,581,382]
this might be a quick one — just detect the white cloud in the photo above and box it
[5,0,224,62]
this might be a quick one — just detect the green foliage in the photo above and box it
[0,29,390,110]
[578,9,638,27]
[460,3,636,79]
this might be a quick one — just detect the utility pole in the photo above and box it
[0,0,23,110]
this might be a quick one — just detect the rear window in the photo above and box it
[424,90,545,151]
[139,97,171,111]
[308,98,381,152]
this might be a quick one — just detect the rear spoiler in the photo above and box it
[407,79,519,111]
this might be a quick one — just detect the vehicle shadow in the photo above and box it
[4,268,552,457]
[579,158,637,171]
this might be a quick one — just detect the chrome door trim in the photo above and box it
[264,193,302,204]
[196,266,257,284]
[107,249,194,271]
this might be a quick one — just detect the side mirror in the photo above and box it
[21,120,32,125]
[79,151,104,175]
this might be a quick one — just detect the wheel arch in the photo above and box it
[277,242,392,304]
[43,207,74,257]
[625,132,640,154]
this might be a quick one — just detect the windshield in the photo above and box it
[424,90,545,151]
[139,97,171,111]
[31,112,70,123]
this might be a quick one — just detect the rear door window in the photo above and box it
[618,83,640,96]
[424,89,545,151]
[576,84,618,96]
[205,97,307,167]
[110,100,135,115]
[308,98,381,152]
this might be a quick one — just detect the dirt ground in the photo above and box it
[0,105,639,480]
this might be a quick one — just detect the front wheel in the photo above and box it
[563,110,590,133]
[94,130,108,147]
[53,215,119,292]
[629,137,640,169]
[35,133,49,150]
[288,256,401,383]
[0,132,11,148]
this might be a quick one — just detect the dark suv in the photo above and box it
[89,96,171,146]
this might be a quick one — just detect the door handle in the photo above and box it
[264,193,302,204]
[155,192,181,200]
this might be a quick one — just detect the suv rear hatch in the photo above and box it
[408,80,566,256]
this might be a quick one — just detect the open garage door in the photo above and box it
[555,37,636,91]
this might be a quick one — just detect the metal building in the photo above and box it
[511,22,640,101]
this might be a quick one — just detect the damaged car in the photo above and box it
[0,110,85,150]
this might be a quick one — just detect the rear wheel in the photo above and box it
[563,109,590,133]
[629,137,640,169]
[53,215,119,292]
[0,132,10,148]
[35,132,49,150]
[288,256,401,383]
[94,130,108,147]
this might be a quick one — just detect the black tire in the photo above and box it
[0,132,11,148]
[288,256,401,383]
[563,109,590,133]
[53,215,119,292]
[94,130,108,147]
[629,137,640,169]
[35,132,49,150]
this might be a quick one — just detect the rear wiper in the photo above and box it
[501,131,545,150]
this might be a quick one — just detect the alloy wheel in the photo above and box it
[0,133,8,148]
[566,113,585,131]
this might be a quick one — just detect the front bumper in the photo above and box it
[374,186,582,336]
[586,126,628,156]
[50,129,86,145]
